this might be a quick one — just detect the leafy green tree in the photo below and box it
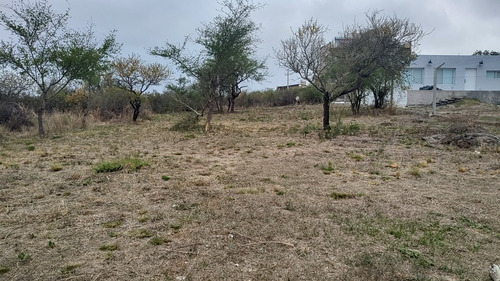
[152,0,266,132]
[0,0,119,135]
[112,54,170,121]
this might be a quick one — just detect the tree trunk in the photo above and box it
[205,100,214,132]
[81,88,89,128]
[322,93,331,130]
[37,107,44,136]
[228,84,241,113]
[228,96,236,112]
[37,96,47,136]
[349,93,362,115]
[130,99,141,122]
[205,85,217,132]
[82,104,88,128]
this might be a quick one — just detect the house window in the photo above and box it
[486,71,500,78]
[407,68,423,84]
[437,68,455,84]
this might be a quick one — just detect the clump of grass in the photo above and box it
[319,119,361,139]
[99,243,118,251]
[95,157,148,173]
[27,145,35,151]
[50,163,63,172]
[171,113,200,131]
[162,175,171,181]
[60,264,82,276]
[330,191,360,200]
[398,248,434,268]
[321,161,334,174]
[418,160,429,168]
[284,200,295,211]
[302,123,317,137]
[47,241,56,249]
[129,228,153,239]
[409,167,421,177]
[170,222,183,230]
[17,251,31,261]
[347,151,364,161]
[102,220,123,229]
[149,236,171,246]
[137,216,150,223]
[274,189,285,195]
[0,266,10,274]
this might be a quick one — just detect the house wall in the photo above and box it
[408,55,500,91]
[407,90,500,106]
[466,91,500,105]
[407,90,466,105]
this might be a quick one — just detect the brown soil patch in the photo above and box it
[1,102,499,280]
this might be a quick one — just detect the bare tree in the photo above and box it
[276,19,345,129]
[112,54,170,121]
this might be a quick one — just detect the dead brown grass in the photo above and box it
[0,102,499,280]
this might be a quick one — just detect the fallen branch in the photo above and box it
[242,241,295,248]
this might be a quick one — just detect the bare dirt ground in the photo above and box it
[1,101,499,280]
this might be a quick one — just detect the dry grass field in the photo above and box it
[1,100,499,280]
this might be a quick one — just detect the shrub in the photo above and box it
[0,102,34,131]
[171,113,201,131]
[91,87,130,120]
[298,85,322,104]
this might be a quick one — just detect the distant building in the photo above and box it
[407,55,500,91]
[276,80,307,91]
[406,55,500,105]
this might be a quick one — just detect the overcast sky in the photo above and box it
[1,0,500,91]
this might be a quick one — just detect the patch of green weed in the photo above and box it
[95,157,148,173]
[99,243,118,251]
[129,228,153,239]
[321,162,335,174]
[149,236,171,246]
[0,266,10,274]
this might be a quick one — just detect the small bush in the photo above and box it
[95,157,148,173]
[171,113,200,131]
[0,102,34,131]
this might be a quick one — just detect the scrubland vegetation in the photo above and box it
[0,100,499,280]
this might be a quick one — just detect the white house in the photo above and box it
[406,55,500,105]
